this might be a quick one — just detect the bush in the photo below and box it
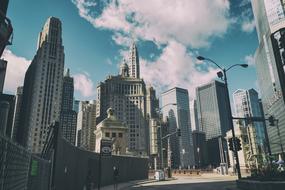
[247,164,285,181]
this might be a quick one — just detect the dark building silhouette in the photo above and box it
[18,17,65,153]
[0,0,13,56]
[60,69,77,145]
[192,130,207,168]
[196,81,231,167]
[11,86,23,141]
[0,93,15,137]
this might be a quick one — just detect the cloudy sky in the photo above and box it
[3,0,258,102]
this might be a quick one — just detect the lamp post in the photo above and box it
[197,55,248,179]
[157,103,177,170]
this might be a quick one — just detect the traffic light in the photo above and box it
[228,138,234,151]
[235,138,242,151]
[268,116,275,126]
[176,128,181,137]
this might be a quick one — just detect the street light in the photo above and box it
[196,55,248,179]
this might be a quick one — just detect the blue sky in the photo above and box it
[3,0,259,103]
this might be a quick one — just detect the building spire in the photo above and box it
[64,68,70,77]
[128,40,140,79]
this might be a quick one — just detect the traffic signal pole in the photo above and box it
[232,116,284,162]
[223,70,242,179]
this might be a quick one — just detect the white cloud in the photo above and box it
[2,49,31,93]
[141,40,219,98]
[72,0,232,97]
[244,54,255,66]
[72,0,232,48]
[74,72,96,97]
[242,19,255,33]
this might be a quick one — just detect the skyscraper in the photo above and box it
[233,89,265,146]
[73,99,80,113]
[161,87,194,168]
[129,41,140,79]
[0,59,7,93]
[77,101,96,151]
[60,69,77,145]
[251,0,285,155]
[196,80,231,166]
[96,43,150,156]
[11,86,23,141]
[18,17,64,153]
[190,100,199,131]
[0,93,15,137]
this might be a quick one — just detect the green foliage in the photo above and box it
[248,164,285,181]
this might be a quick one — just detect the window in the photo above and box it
[112,133,116,138]
[105,132,110,137]
[119,133,123,138]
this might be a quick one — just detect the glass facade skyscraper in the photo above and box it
[233,89,266,153]
[162,87,194,168]
[196,80,231,166]
[252,0,285,155]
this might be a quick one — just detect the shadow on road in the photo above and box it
[129,180,236,190]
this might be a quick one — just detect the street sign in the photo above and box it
[100,139,112,157]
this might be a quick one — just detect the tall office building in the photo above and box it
[0,93,15,137]
[251,0,285,155]
[17,17,64,153]
[0,59,7,93]
[11,86,23,140]
[233,89,265,146]
[73,99,80,113]
[161,87,194,168]
[129,41,140,79]
[146,86,159,119]
[77,101,96,151]
[190,100,199,131]
[96,43,150,156]
[60,69,77,145]
[196,80,231,166]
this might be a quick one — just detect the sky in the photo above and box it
[3,0,259,104]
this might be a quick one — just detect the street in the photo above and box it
[127,174,238,190]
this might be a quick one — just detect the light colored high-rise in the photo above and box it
[196,80,231,166]
[162,87,194,168]
[129,41,140,79]
[233,89,265,145]
[77,100,96,151]
[233,89,266,166]
[190,100,199,131]
[251,0,285,155]
[96,43,150,156]
[18,17,64,153]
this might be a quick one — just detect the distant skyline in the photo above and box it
[3,0,258,102]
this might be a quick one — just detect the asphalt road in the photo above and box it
[127,174,238,190]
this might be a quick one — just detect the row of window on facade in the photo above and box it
[105,83,143,95]
[105,132,123,138]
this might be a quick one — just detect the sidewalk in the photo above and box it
[101,178,176,190]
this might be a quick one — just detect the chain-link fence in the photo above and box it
[0,134,51,190]
[0,134,31,190]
